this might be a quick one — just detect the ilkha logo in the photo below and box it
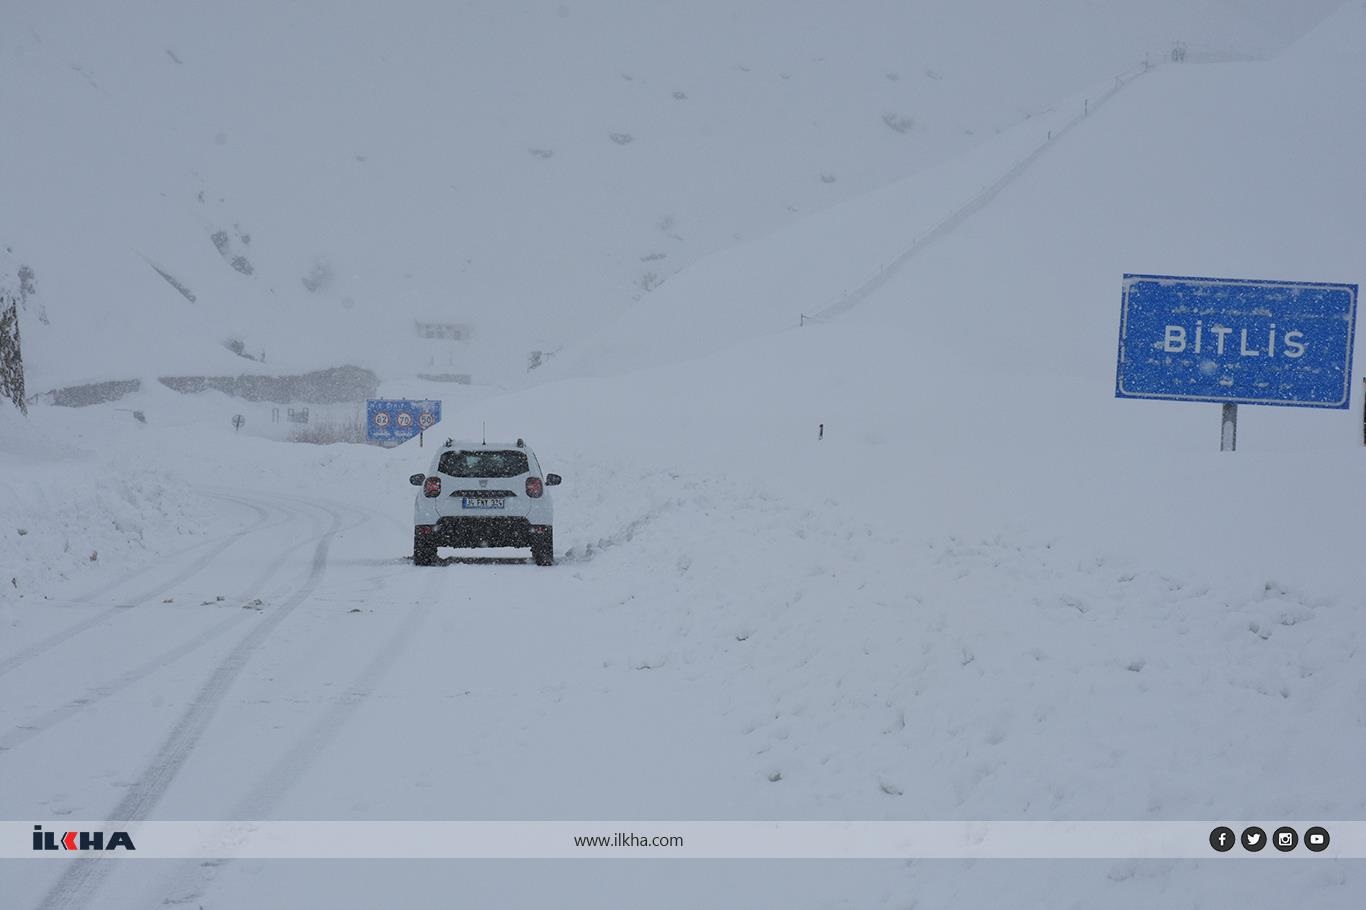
[31,825,135,851]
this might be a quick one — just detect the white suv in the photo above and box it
[409,438,562,566]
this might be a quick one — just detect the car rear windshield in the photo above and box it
[438,450,529,478]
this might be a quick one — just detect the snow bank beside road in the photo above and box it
[0,406,207,602]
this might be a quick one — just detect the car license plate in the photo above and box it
[462,497,505,510]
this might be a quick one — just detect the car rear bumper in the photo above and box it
[424,518,550,549]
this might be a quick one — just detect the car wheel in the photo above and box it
[413,527,438,566]
[531,527,554,566]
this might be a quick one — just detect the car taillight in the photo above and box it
[423,476,441,497]
[525,477,543,498]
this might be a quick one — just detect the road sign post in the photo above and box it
[1117,274,1358,449]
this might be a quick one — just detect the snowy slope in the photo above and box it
[3,3,1365,910]
[0,0,1342,390]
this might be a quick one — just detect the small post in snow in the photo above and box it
[1220,403,1237,452]
[818,423,824,441]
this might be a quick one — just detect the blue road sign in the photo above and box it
[366,399,442,443]
[1116,274,1357,408]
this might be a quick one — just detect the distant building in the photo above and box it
[415,320,473,380]
[414,321,470,341]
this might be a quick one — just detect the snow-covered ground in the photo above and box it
[3,1,1366,908]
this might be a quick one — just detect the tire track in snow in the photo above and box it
[143,517,441,908]
[559,496,682,563]
[157,584,439,908]
[0,492,291,679]
[0,493,361,752]
[237,585,437,817]
[0,612,244,754]
[33,495,350,910]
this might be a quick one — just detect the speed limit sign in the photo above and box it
[366,399,441,443]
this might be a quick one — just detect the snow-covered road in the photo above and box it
[4,431,1363,908]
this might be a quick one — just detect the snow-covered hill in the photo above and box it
[0,0,1342,391]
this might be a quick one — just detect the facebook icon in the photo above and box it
[1209,826,1236,853]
